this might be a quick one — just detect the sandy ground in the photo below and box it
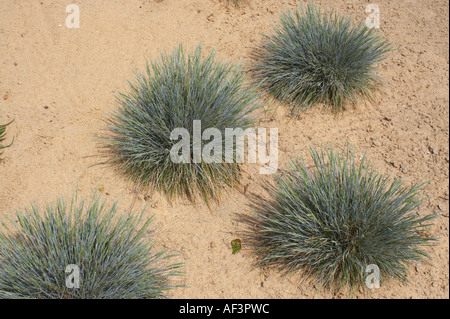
[0,0,448,299]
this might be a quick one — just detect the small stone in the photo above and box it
[372,140,382,147]
[97,184,105,193]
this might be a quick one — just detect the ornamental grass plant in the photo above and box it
[0,120,13,161]
[102,45,262,204]
[250,3,391,114]
[0,192,182,299]
[248,146,436,291]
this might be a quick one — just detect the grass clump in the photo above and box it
[102,44,262,203]
[0,120,13,161]
[250,3,391,114]
[249,146,436,291]
[0,192,182,299]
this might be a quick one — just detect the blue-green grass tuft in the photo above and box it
[249,145,436,291]
[102,44,263,204]
[0,191,182,299]
[250,3,391,114]
[0,120,13,161]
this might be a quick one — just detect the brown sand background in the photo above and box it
[0,0,448,298]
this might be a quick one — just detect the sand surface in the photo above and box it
[0,0,448,298]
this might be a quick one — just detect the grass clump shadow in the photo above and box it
[101,44,263,205]
[0,191,182,299]
[245,145,436,292]
[250,2,391,115]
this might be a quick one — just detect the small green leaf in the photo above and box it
[231,239,242,254]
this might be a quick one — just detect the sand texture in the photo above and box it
[0,0,448,298]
